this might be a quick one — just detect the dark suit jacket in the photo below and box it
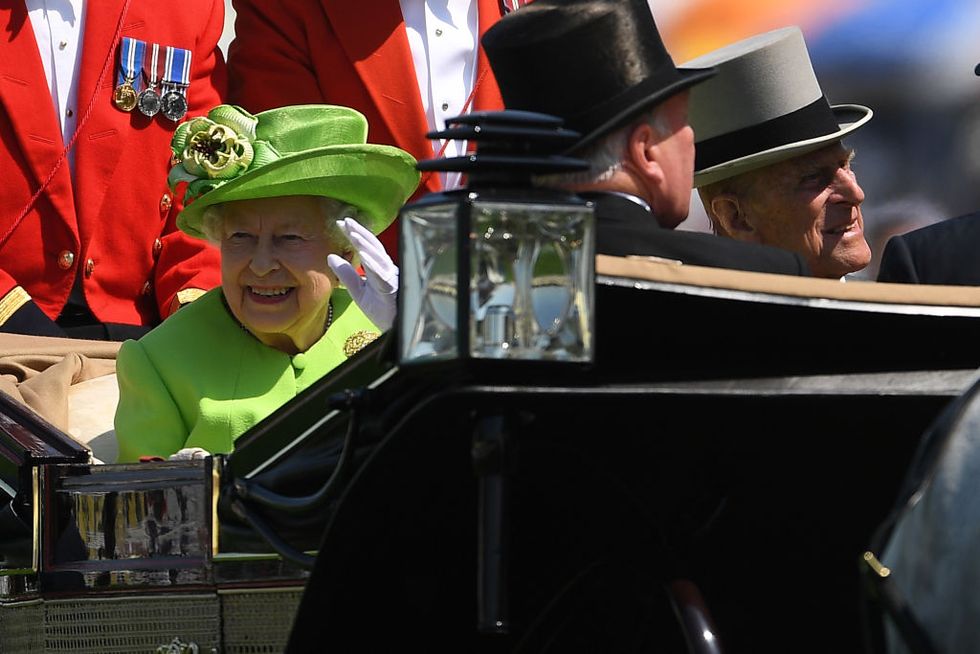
[877,212,980,286]
[586,193,811,276]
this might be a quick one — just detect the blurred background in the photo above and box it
[652,0,980,278]
[219,0,980,279]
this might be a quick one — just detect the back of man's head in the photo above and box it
[534,106,669,185]
[536,99,695,228]
[482,0,714,226]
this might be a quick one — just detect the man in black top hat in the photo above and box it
[481,0,810,276]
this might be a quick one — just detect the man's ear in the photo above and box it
[626,122,664,186]
[707,193,759,242]
[625,121,683,225]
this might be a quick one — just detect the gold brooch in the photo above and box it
[343,330,381,358]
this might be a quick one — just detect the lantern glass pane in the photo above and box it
[399,203,460,362]
[469,201,594,361]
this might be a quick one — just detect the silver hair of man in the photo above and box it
[533,106,675,188]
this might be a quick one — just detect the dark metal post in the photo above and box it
[472,414,510,634]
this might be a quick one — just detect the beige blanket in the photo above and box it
[0,333,120,460]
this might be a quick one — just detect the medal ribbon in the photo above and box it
[144,42,162,89]
[116,37,145,90]
[163,46,192,88]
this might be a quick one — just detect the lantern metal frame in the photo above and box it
[397,110,596,368]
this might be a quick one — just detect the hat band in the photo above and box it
[695,96,840,173]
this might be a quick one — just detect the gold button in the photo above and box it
[152,238,163,258]
[141,281,152,296]
[160,193,172,214]
[84,258,95,277]
[57,250,75,270]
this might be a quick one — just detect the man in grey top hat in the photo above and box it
[481,0,811,276]
[689,27,873,279]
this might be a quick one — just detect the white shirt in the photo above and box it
[399,0,478,189]
[26,0,87,174]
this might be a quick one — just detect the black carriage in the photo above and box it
[4,259,979,653]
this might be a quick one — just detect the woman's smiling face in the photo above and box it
[219,195,343,354]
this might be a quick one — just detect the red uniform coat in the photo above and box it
[227,0,506,253]
[0,0,226,331]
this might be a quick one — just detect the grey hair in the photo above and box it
[532,106,674,188]
[200,197,357,253]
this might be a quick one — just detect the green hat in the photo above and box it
[168,104,420,239]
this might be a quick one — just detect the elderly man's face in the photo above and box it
[220,195,341,354]
[738,143,870,278]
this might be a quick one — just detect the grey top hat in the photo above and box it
[683,26,872,187]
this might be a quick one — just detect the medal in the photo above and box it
[138,43,162,117]
[161,46,192,122]
[138,87,161,116]
[113,83,138,112]
[113,37,145,112]
[161,89,189,122]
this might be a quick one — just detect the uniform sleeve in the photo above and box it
[227,0,325,112]
[153,205,221,319]
[0,274,66,336]
[114,339,190,461]
[152,0,228,319]
[876,235,920,284]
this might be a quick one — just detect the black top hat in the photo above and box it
[482,0,714,152]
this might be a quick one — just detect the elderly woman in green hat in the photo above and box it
[114,105,419,462]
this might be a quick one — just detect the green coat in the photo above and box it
[114,288,378,461]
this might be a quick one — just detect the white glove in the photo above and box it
[168,447,211,461]
[328,217,398,331]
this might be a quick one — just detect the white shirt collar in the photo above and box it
[605,191,653,213]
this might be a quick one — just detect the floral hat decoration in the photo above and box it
[168,104,421,239]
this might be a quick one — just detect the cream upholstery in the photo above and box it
[66,373,119,464]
